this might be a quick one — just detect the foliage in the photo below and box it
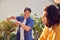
[0,19,17,40]
[10,34,16,40]
[32,14,44,40]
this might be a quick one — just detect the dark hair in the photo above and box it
[24,7,31,13]
[44,5,60,28]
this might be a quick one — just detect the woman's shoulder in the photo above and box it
[52,23,60,40]
[52,23,60,35]
[53,23,60,30]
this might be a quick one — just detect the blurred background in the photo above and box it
[0,0,51,20]
[0,0,60,40]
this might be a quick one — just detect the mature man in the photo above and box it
[7,7,34,40]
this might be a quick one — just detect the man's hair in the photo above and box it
[24,7,31,13]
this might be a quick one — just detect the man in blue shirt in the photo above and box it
[7,7,34,40]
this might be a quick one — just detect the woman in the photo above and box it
[38,5,60,40]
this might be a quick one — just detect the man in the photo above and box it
[7,7,34,40]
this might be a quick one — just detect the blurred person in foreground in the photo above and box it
[7,7,34,40]
[38,5,60,40]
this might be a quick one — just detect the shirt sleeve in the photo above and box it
[27,19,34,29]
[16,16,20,21]
[38,27,49,40]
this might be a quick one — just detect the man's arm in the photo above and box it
[7,16,19,26]
[7,16,34,31]
[20,23,31,31]
[19,20,34,31]
[7,16,16,20]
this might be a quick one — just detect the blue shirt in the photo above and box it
[16,16,34,40]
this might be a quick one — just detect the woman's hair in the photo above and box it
[44,5,60,28]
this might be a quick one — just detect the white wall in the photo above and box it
[0,0,51,20]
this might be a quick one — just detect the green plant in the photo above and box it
[32,14,44,40]
[0,20,17,40]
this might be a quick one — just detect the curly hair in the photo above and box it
[43,5,60,28]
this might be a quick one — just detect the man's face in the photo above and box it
[24,10,31,19]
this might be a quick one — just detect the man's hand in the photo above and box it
[19,22,31,31]
[7,16,19,26]
[13,20,21,27]
[7,16,16,21]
